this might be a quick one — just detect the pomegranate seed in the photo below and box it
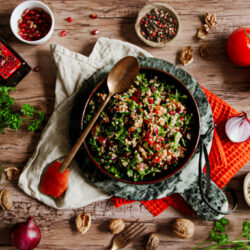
[92,29,99,35]
[33,66,41,72]
[61,30,66,37]
[91,14,97,19]
[169,110,175,115]
[148,98,153,104]
[67,17,73,22]
[18,8,52,41]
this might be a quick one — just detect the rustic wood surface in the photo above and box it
[0,0,249,249]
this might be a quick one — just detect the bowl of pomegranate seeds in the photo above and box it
[10,1,54,45]
[135,3,180,47]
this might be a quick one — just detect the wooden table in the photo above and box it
[0,0,249,249]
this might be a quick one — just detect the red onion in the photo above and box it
[225,112,250,143]
[151,85,156,92]
[10,216,41,250]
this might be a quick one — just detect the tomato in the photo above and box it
[97,136,106,144]
[226,28,250,66]
[145,131,155,145]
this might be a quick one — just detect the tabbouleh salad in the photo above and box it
[84,73,194,182]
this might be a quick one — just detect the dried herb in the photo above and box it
[192,218,250,249]
[0,86,45,133]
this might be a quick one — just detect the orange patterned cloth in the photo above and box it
[111,86,250,216]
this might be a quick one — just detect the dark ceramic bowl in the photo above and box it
[81,67,200,185]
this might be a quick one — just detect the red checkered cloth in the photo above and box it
[111,86,250,216]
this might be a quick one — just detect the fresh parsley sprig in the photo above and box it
[192,218,250,250]
[0,86,45,133]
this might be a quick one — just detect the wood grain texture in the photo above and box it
[0,0,249,249]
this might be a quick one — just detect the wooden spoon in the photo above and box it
[40,56,139,198]
[60,56,139,174]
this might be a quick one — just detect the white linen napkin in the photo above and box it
[18,37,152,209]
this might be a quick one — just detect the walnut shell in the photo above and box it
[109,218,125,234]
[0,188,13,210]
[146,232,160,250]
[180,46,193,66]
[170,218,194,239]
[75,213,91,234]
[4,167,20,181]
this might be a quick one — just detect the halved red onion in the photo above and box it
[225,113,250,143]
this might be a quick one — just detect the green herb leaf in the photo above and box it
[214,221,226,232]
[219,218,230,226]
[192,219,250,250]
[21,103,34,117]
[0,86,45,133]
[28,111,45,131]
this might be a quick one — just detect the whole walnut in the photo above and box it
[170,218,194,239]
[109,218,125,234]
[146,232,160,250]
[0,188,13,210]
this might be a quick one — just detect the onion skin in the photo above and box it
[10,216,41,250]
[225,113,250,143]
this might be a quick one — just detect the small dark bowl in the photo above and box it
[81,67,200,185]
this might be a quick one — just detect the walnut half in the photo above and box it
[199,43,212,60]
[180,46,193,66]
[197,24,210,40]
[205,13,218,28]
[75,213,91,234]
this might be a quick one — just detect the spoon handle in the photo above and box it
[59,93,112,173]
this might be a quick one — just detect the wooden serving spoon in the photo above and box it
[40,56,139,198]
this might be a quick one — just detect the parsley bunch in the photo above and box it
[0,86,45,133]
[192,218,250,249]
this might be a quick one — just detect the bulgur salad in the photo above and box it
[84,73,194,182]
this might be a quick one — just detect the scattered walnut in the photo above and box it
[4,167,20,181]
[197,24,210,40]
[75,213,91,234]
[205,13,218,28]
[180,46,193,65]
[146,232,160,250]
[109,218,125,234]
[170,218,194,239]
[199,43,212,60]
[0,188,13,210]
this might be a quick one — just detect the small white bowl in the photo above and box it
[10,1,54,45]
